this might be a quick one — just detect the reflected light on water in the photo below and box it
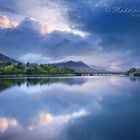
[18,76,127,95]
[0,77,140,140]
[38,113,53,125]
[0,117,19,133]
[29,109,89,130]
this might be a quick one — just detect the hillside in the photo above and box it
[0,53,19,64]
[51,61,105,73]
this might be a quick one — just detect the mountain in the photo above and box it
[0,53,19,64]
[88,65,107,72]
[51,61,105,73]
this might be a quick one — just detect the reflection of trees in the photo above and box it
[25,78,69,87]
[0,78,66,92]
[129,77,140,82]
[0,79,25,92]
[0,77,87,92]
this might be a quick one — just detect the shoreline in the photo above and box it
[0,73,128,79]
[0,74,77,78]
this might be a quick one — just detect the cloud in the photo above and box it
[0,15,139,70]
[0,15,17,28]
[56,0,140,69]
[0,117,19,133]
[35,109,88,127]
[20,110,88,140]
[0,17,42,56]
[0,16,97,62]
[0,0,72,32]
[0,0,88,37]
[25,109,89,139]
[19,53,52,63]
[64,0,140,51]
[0,0,140,69]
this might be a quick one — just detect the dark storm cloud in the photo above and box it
[0,18,42,57]
[64,0,140,33]
[41,31,93,58]
[0,17,94,59]
[63,0,140,53]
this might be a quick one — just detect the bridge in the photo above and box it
[76,72,126,76]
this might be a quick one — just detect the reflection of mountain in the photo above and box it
[0,78,87,92]
[64,78,87,86]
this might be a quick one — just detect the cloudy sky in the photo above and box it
[0,0,140,71]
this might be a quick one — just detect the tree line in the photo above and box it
[0,62,75,75]
[127,68,140,76]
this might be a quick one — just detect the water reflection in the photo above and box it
[0,76,140,140]
[0,77,87,92]
[0,117,19,133]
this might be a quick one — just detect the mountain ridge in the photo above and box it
[50,60,106,73]
[0,53,19,64]
[0,53,106,73]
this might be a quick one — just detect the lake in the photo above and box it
[0,76,140,140]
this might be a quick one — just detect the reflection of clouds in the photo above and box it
[29,109,88,130]
[39,109,88,124]
[0,77,129,128]
[24,110,89,140]
[109,76,128,87]
[0,110,88,133]
[110,76,121,86]
[109,76,140,89]
[19,76,127,95]
[19,77,102,94]
[0,117,19,133]
[38,113,53,125]
[0,77,140,140]
[19,78,87,94]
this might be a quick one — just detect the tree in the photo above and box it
[0,62,75,75]
[128,68,137,73]
[4,65,14,74]
[26,68,32,75]
[26,62,30,67]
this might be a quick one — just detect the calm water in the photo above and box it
[0,76,140,140]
